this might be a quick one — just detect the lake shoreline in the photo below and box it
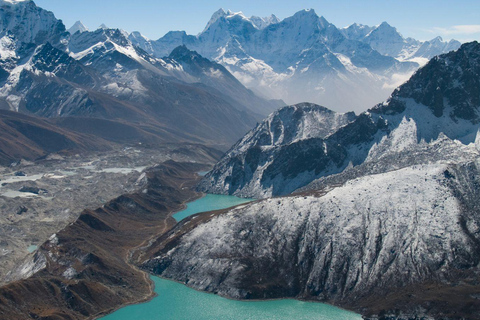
[105,190,362,320]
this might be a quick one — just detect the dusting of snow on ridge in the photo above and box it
[151,156,480,303]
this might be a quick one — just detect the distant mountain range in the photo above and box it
[0,0,463,158]
[0,1,478,319]
[0,0,281,153]
[129,8,461,112]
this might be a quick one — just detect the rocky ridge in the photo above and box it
[199,42,480,198]
[0,0,280,149]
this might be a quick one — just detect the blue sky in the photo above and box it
[35,0,480,42]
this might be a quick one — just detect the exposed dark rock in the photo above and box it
[18,186,48,195]
[200,42,480,198]
[15,206,27,215]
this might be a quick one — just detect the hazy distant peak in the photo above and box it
[129,31,149,41]
[98,23,108,30]
[378,21,393,28]
[343,22,369,29]
[250,14,280,29]
[203,8,280,33]
[202,8,229,33]
[68,21,88,35]
[0,0,32,5]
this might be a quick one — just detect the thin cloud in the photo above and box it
[431,25,480,35]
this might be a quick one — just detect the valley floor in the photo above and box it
[0,147,215,319]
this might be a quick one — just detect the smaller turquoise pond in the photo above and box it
[27,245,38,253]
[173,194,253,221]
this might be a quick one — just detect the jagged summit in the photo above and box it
[129,8,461,112]
[294,8,317,16]
[200,41,480,198]
[363,21,408,57]
[250,14,280,29]
[0,0,32,4]
[0,0,66,46]
[203,8,281,33]
[67,20,88,35]
[168,44,201,60]
[202,8,247,33]
[340,23,374,40]
[198,102,357,197]
[388,41,480,126]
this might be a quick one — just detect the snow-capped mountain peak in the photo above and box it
[1,0,31,4]
[340,23,374,41]
[203,8,281,34]
[202,8,228,32]
[67,21,88,35]
[200,41,480,198]
[363,21,407,57]
[0,0,66,46]
[250,14,280,29]
[127,8,461,112]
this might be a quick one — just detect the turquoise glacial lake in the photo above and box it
[102,276,362,320]
[173,193,254,221]
[102,194,362,320]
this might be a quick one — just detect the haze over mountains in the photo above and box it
[0,0,281,153]
[129,8,461,112]
[0,1,479,320]
[200,41,480,198]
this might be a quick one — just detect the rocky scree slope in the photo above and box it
[199,42,480,198]
[0,161,208,319]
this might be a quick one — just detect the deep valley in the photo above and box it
[0,0,479,319]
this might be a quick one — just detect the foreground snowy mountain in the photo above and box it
[143,42,480,320]
[200,42,480,198]
[130,8,460,112]
[0,0,67,47]
[198,102,357,197]
[145,141,480,319]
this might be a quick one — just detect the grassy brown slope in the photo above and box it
[0,161,206,320]
[0,110,112,165]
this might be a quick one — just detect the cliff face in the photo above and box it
[198,102,358,198]
[199,42,480,198]
[142,54,480,318]
[144,143,480,319]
